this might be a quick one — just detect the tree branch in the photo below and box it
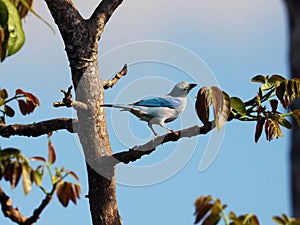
[112,122,215,165]
[0,186,52,225]
[103,64,127,89]
[23,194,52,225]
[89,0,124,36]
[0,118,77,138]
[0,186,27,224]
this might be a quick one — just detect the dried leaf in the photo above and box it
[48,139,56,164]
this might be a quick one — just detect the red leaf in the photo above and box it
[67,170,80,182]
[30,156,46,163]
[255,117,265,143]
[48,139,56,164]
[26,100,36,114]
[26,93,40,106]
[56,182,70,207]
[15,89,27,96]
[69,184,77,204]
[195,87,211,127]
[18,99,28,115]
[269,99,278,113]
[74,184,81,199]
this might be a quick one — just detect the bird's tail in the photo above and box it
[100,104,132,111]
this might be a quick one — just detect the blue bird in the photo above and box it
[102,81,197,135]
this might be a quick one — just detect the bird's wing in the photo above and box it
[133,97,182,109]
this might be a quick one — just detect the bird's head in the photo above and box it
[169,82,197,97]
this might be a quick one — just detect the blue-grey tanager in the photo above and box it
[102,81,197,135]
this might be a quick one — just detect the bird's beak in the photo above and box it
[189,83,197,91]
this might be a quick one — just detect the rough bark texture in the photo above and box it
[284,0,300,217]
[43,0,123,224]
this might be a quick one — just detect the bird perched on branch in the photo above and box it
[101,81,197,136]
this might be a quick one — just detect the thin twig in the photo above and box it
[103,64,128,89]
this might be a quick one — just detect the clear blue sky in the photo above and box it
[0,0,290,225]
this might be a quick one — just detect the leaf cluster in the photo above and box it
[194,195,300,225]
[0,88,40,123]
[0,134,81,207]
[195,75,300,142]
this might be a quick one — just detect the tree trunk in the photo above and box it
[43,0,123,224]
[284,0,300,217]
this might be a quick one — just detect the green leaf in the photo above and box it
[0,0,9,61]
[278,117,293,129]
[251,75,266,84]
[0,147,20,158]
[268,74,286,87]
[272,216,286,225]
[32,170,43,186]
[18,0,55,33]
[1,0,25,56]
[0,1,9,27]
[292,109,300,127]
[21,162,32,195]
[230,97,246,115]
[0,88,8,100]
[4,105,15,117]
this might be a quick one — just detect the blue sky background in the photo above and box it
[0,0,290,225]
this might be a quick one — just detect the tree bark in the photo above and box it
[284,0,300,217]
[43,0,123,224]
